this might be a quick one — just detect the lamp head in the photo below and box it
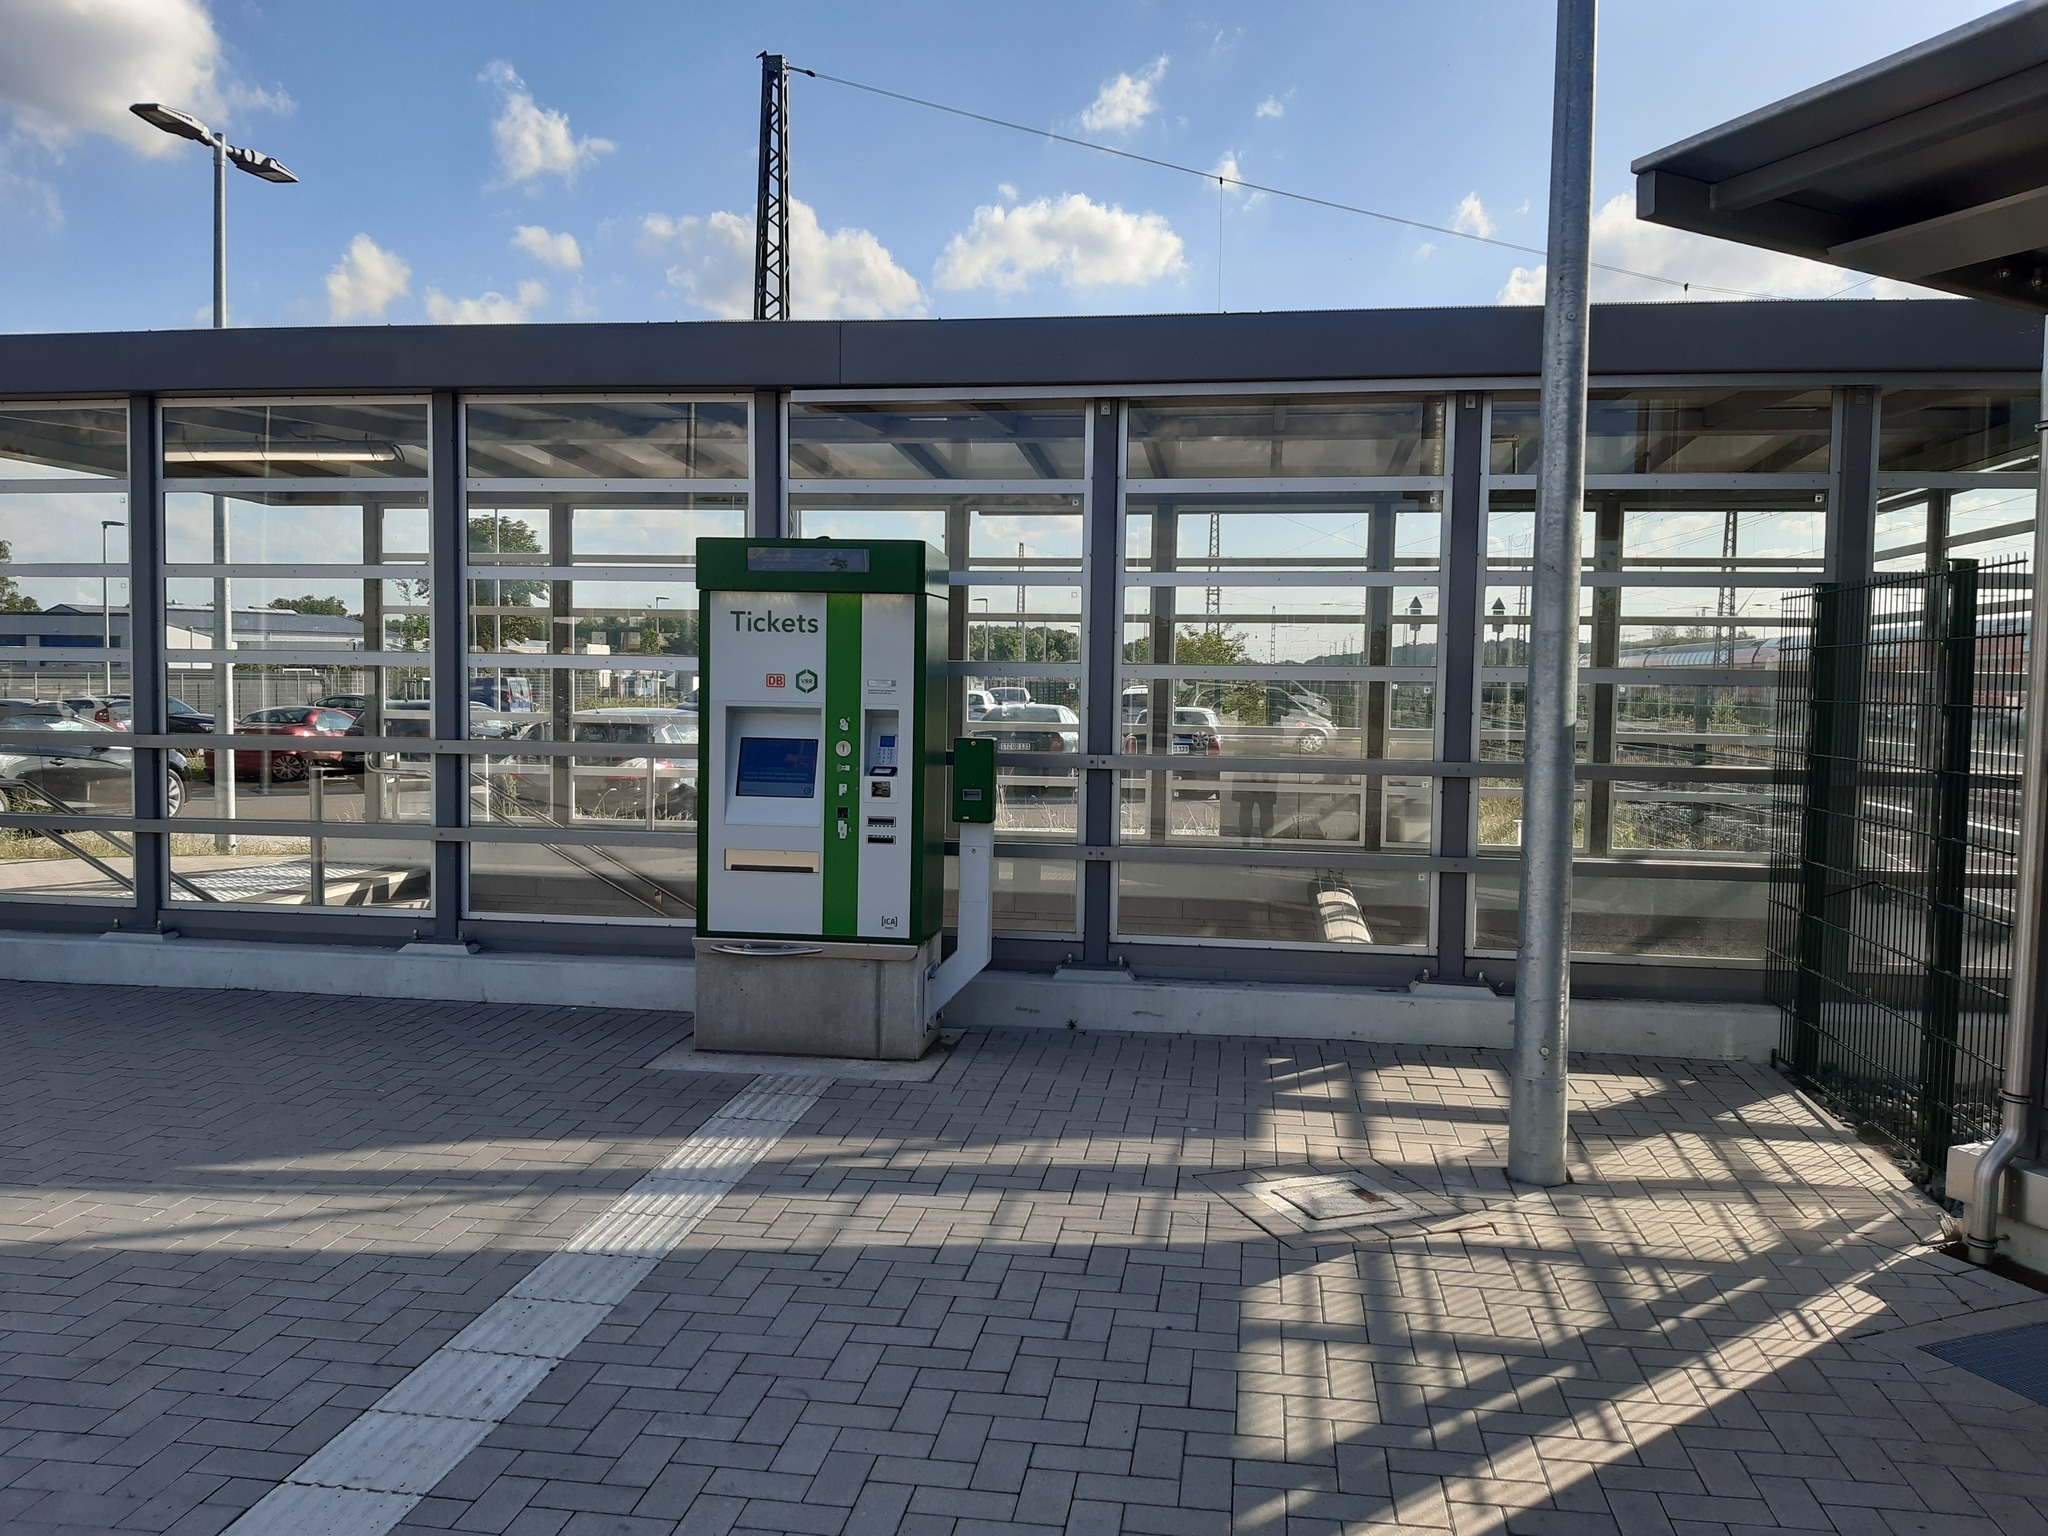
[226,145,298,184]
[130,103,214,143]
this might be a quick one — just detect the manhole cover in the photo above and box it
[1252,1174,1418,1231]
[1926,1322,2048,1406]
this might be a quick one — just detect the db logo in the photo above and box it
[765,673,786,688]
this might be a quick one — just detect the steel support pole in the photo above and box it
[1968,319,2048,1261]
[1508,0,1596,1189]
[213,135,226,330]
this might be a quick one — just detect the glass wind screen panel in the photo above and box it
[1117,678,1434,759]
[1127,397,1446,479]
[0,576,130,632]
[167,493,428,565]
[1116,862,1430,947]
[1488,491,1824,571]
[465,401,748,479]
[0,824,134,901]
[467,497,744,566]
[1125,495,1443,572]
[1875,486,2035,569]
[1121,587,1438,667]
[0,708,140,818]
[0,407,127,480]
[1490,389,1832,475]
[468,580,697,669]
[0,490,127,566]
[1879,389,2039,473]
[943,855,1078,936]
[1607,780,1774,857]
[472,727,698,829]
[1610,685,1774,767]
[163,403,430,479]
[789,493,1083,570]
[169,835,432,909]
[468,672,693,735]
[1119,770,1432,850]
[467,838,696,921]
[1479,685,1591,762]
[789,402,1086,480]
[182,738,432,826]
[162,661,429,732]
[1474,872,1766,960]
[1476,778,1587,849]
[961,590,1082,666]
[164,576,425,654]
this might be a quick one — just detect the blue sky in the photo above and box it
[0,0,2011,334]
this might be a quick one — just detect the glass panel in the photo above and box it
[1122,587,1438,668]
[789,493,1084,570]
[1490,389,1832,475]
[0,489,128,565]
[466,495,744,565]
[0,702,143,817]
[1879,389,2038,473]
[961,592,1082,668]
[1116,862,1430,946]
[472,723,697,830]
[163,403,430,479]
[1119,770,1432,849]
[0,826,134,901]
[167,492,428,566]
[466,401,748,479]
[0,407,127,481]
[169,835,432,907]
[1476,778,1586,849]
[1479,686,1591,762]
[164,576,426,655]
[1117,678,1433,759]
[1488,491,1825,571]
[1874,485,2035,569]
[467,839,696,920]
[469,580,695,666]
[1609,779,1774,857]
[0,578,131,685]
[1125,493,1443,572]
[1474,872,1766,959]
[1127,397,1445,479]
[1610,685,1773,766]
[944,854,1078,935]
[789,402,1086,481]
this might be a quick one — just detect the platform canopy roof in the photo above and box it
[1633,0,2048,311]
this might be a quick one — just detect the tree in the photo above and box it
[0,540,40,614]
[268,594,348,617]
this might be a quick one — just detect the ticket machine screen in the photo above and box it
[734,736,819,799]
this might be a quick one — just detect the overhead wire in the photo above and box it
[790,64,1836,305]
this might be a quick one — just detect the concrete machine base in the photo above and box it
[690,937,939,1060]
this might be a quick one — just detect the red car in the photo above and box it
[217,706,358,781]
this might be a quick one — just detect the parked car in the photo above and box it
[312,693,370,715]
[988,686,1033,707]
[965,689,996,720]
[483,709,699,819]
[165,698,213,733]
[0,705,189,818]
[1121,705,1226,757]
[0,698,79,718]
[220,706,358,781]
[968,703,1080,753]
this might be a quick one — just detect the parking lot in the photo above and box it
[2,980,2047,1534]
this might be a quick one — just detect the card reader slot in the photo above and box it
[724,849,820,873]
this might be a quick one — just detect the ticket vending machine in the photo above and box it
[693,537,970,1059]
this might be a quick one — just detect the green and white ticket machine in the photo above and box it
[692,537,967,1060]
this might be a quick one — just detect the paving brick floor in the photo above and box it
[3,978,2047,1535]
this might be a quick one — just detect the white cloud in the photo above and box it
[997,182,1018,202]
[1452,193,1496,240]
[512,225,582,270]
[1496,192,1939,306]
[1255,95,1285,120]
[935,193,1186,294]
[483,61,612,185]
[641,199,925,320]
[1080,57,1167,135]
[425,280,547,325]
[0,0,284,157]
[1414,242,1435,261]
[324,234,411,322]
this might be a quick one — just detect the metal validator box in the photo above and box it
[691,538,949,1058]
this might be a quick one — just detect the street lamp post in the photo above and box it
[100,520,123,697]
[130,104,295,849]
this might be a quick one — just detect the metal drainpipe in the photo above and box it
[1968,315,2048,1264]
